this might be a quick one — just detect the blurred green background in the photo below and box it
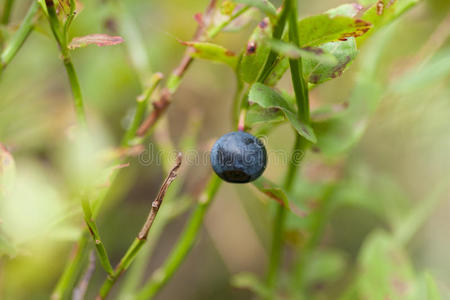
[0,0,449,299]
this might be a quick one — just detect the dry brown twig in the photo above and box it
[96,153,183,299]
[136,0,218,137]
[138,152,183,240]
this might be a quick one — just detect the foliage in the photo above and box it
[0,0,448,299]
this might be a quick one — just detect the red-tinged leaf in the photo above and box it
[68,34,124,50]
[298,15,372,47]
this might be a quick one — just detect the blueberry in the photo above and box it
[210,131,267,183]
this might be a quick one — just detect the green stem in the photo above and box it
[98,238,146,299]
[0,1,39,72]
[232,75,244,127]
[136,175,222,300]
[116,210,170,299]
[53,1,239,296]
[45,1,87,126]
[287,1,309,122]
[266,135,305,295]
[1,0,14,25]
[207,6,250,38]
[266,0,310,296]
[63,59,87,126]
[257,0,291,83]
[290,183,335,293]
[51,233,90,300]
[81,196,114,275]
[121,73,163,147]
[97,154,182,299]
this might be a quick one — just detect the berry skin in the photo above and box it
[210,131,267,183]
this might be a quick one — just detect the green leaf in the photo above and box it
[246,104,285,126]
[264,56,289,86]
[326,3,364,18]
[311,23,398,156]
[249,83,317,143]
[233,0,277,17]
[358,0,420,45]
[265,39,338,64]
[262,4,365,86]
[298,14,372,47]
[303,37,358,84]
[252,177,307,217]
[184,41,238,69]
[239,19,272,83]
[252,177,289,206]
[348,231,416,300]
[231,272,271,298]
[0,144,15,197]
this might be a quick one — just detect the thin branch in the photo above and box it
[53,1,247,296]
[267,0,310,296]
[81,195,114,275]
[1,0,14,25]
[0,1,39,73]
[96,154,182,299]
[44,0,87,126]
[73,251,96,300]
[135,1,251,137]
[136,174,222,300]
[51,234,90,300]
[121,72,163,146]
[139,153,183,240]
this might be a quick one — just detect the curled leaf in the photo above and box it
[265,39,338,64]
[68,34,124,50]
[303,37,358,84]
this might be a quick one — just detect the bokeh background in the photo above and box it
[0,0,449,299]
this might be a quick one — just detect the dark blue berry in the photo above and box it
[210,131,267,183]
